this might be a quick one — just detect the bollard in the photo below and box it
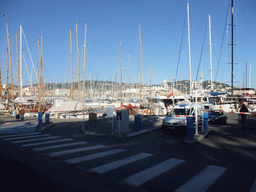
[38,112,44,127]
[134,114,142,131]
[204,112,209,132]
[45,113,50,123]
[186,116,195,140]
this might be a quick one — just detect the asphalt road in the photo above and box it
[0,114,256,191]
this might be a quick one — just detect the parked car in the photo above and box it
[161,104,203,134]
[208,110,227,124]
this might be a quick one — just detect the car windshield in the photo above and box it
[209,111,223,116]
[173,108,190,115]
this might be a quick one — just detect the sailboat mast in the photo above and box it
[70,29,74,101]
[76,22,80,100]
[83,23,87,111]
[128,54,131,105]
[0,61,2,98]
[187,3,192,94]
[16,31,20,97]
[120,42,122,103]
[249,63,251,88]
[231,0,234,94]
[40,34,44,100]
[6,49,9,104]
[37,66,41,112]
[150,64,152,115]
[139,24,142,104]
[209,14,213,90]
[20,25,23,98]
[6,22,14,100]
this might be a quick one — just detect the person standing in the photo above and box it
[239,104,249,130]
[20,108,25,121]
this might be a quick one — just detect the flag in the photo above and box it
[3,14,6,17]
[168,93,173,97]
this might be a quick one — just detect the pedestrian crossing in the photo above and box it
[0,131,255,191]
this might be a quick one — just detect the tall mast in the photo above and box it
[209,14,213,90]
[120,42,122,103]
[40,34,44,100]
[150,64,152,115]
[37,66,41,112]
[231,0,234,94]
[245,61,247,88]
[249,63,251,88]
[128,54,131,105]
[20,25,23,98]
[187,2,192,94]
[70,29,74,101]
[16,31,20,97]
[139,24,142,104]
[0,61,2,98]
[6,49,9,105]
[6,22,14,100]
[76,22,80,100]
[83,23,87,113]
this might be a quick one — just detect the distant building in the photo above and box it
[55,89,70,96]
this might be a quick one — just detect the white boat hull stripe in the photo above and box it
[33,141,89,151]
[4,134,51,140]
[22,138,73,147]
[123,158,185,187]
[49,144,106,157]
[13,136,62,143]
[90,153,153,174]
[175,165,227,192]
[65,148,127,164]
[0,132,41,138]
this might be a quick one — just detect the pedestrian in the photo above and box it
[20,107,25,121]
[16,109,20,121]
[239,104,249,130]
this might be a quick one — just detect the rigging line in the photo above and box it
[174,14,187,85]
[195,22,207,82]
[23,54,32,85]
[215,2,230,82]
[22,29,38,81]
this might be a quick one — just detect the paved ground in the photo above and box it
[0,113,256,191]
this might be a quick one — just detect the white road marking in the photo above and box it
[249,178,256,192]
[90,153,153,174]
[0,132,41,138]
[22,138,73,147]
[4,134,51,141]
[33,141,88,151]
[13,136,62,143]
[49,144,106,157]
[175,165,227,192]
[123,158,185,187]
[65,148,126,164]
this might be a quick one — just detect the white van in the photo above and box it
[161,104,203,134]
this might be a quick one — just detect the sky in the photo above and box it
[0,0,256,88]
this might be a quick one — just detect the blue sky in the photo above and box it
[0,0,256,88]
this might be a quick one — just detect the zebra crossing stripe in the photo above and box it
[22,138,73,147]
[33,141,88,151]
[175,165,227,192]
[90,153,153,174]
[0,132,41,138]
[13,136,62,144]
[49,145,106,157]
[4,134,51,141]
[123,158,185,187]
[249,178,256,192]
[65,148,126,164]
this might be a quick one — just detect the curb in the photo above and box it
[81,122,160,138]
[184,130,211,144]
[36,122,55,131]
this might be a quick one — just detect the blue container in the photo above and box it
[186,116,195,140]
[38,112,44,127]
[45,113,50,123]
[134,115,142,131]
[204,112,209,131]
